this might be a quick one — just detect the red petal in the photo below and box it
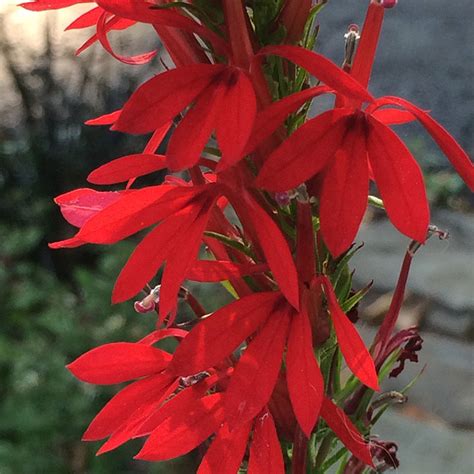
[366,115,430,243]
[374,96,474,191]
[242,194,300,310]
[350,3,384,89]
[286,309,324,437]
[54,188,122,228]
[321,398,374,468]
[255,109,352,192]
[371,107,417,125]
[139,328,187,345]
[259,45,373,103]
[248,409,285,474]
[67,342,172,385]
[167,83,225,171]
[225,305,290,428]
[82,373,174,441]
[77,185,200,244]
[85,108,121,126]
[112,202,202,304]
[65,6,103,30]
[319,277,379,391]
[114,64,224,134]
[168,292,281,376]
[320,118,369,257]
[136,393,225,461]
[197,422,251,474]
[245,85,331,154]
[87,154,167,185]
[215,69,257,170]
[20,0,89,11]
[186,260,268,282]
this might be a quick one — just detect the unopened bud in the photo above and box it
[343,24,360,69]
[134,285,160,314]
[380,0,398,8]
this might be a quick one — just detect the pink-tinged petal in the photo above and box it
[225,305,291,428]
[54,188,122,228]
[374,96,474,190]
[242,194,300,310]
[136,393,225,461]
[67,342,172,385]
[319,276,379,391]
[320,118,369,257]
[20,0,90,11]
[87,154,167,185]
[366,115,430,243]
[65,6,103,30]
[259,45,373,103]
[321,398,374,468]
[186,260,269,282]
[167,83,225,171]
[245,85,332,154]
[197,422,252,474]
[255,109,352,192]
[350,3,384,89]
[77,185,201,244]
[96,12,157,65]
[168,292,281,376]
[85,108,121,126]
[287,309,324,437]
[82,373,174,441]
[112,201,202,304]
[371,107,417,125]
[248,409,285,474]
[114,64,225,134]
[135,374,220,438]
[215,69,257,170]
[158,204,213,321]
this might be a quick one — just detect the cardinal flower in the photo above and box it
[255,4,474,257]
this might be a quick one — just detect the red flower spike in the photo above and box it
[371,96,474,190]
[87,154,167,185]
[114,64,226,135]
[258,45,374,103]
[197,422,252,474]
[82,372,174,441]
[242,193,300,310]
[111,200,203,304]
[136,393,225,462]
[225,305,291,429]
[320,117,369,257]
[366,115,430,243]
[54,188,122,228]
[255,108,352,192]
[169,292,281,376]
[248,409,285,474]
[319,276,379,391]
[286,309,324,438]
[321,398,374,468]
[186,260,269,282]
[66,342,172,385]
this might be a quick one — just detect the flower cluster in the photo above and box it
[22,0,473,472]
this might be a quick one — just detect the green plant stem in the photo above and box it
[314,434,334,471]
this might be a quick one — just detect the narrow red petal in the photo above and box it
[255,109,352,192]
[84,108,121,126]
[186,260,269,282]
[197,422,252,474]
[320,119,369,257]
[225,305,290,428]
[168,292,281,376]
[371,107,417,125]
[88,154,167,185]
[321,398,374,468]
[319,277,379,391]
[82,373,174,441]
[136,393,225,461]
[114,64,224,134]
[259,45,373,103]
[65,6,103,30]
[374,96,474,190]
[248,409,285,474]
[366,115,430,243]
[20,0,89,11]
[287,309,324,437]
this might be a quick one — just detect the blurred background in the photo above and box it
[0,1,472,473]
